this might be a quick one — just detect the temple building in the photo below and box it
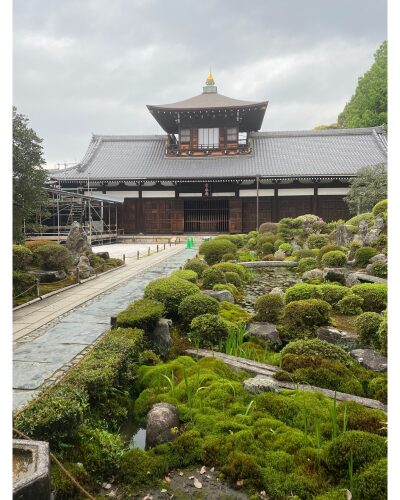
[50,72,387,234]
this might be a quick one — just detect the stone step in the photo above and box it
[185,349,386,412]
[353,273,387,284]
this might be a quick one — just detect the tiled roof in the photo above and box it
[147,92,267,110]
[50,127,387,182]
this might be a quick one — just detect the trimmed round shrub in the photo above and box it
[254,294,284,323]
[178,293,220,326]
[281,339,353,369]
[144,277,199,317]
[257,232,278,246]
[346,212,375,226]
[372,199,387,221]
[221,253,235,262]
[296,257,318,273]
[285,283,322,303]
[377,314,387,356]
[202,268,226,289]
[351,283,387,312]
[355,246,377,266]
[321,250,347,268]
[278,242,292,255]
[171,269,198,283]
[24,240,58,250]
[33,244,74,271]
[282,299,332,340]
[224,271,242,288]
[214,234,245,248]
[356,312,384,347]
[353,457,387,500]
[324,430,386,476]
[259,241,274,255]
[259,222,278,234]
[368,376,387,404]
[369,260,387,278]
[189,314,229,347]
[13,271,37,297]
[318,244,348,262]
[213,262,248,281]
[247,237,257,249]
[292,249,315,260]
[212,283,242,302]
[318,284,350,308]
[199,239,237,265]
[183,258,208,277]
[218,302,252,324]
[116,298,164,333]
[13,245,33,270]
[274,239,284,251]
[337,293,364,315]
[306,233,329,249]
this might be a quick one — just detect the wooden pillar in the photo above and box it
[272,183,279,222]
[313,183,319,215]
[136,188,144,233]
[229,199,242,234]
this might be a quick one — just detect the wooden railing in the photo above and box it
[165,141,251,157]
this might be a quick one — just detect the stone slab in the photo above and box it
[350,349,388,372]
[317,325,358,351]
[13,390,41,410]
[14,341,85,364]
[13,361,62,390]
[353,273,387,284]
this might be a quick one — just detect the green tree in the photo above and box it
[345,163,387,215]
[338,41,387,129]
[313,123,339,130]
[13,107,48,242]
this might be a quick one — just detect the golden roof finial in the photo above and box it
[205,69,215,86]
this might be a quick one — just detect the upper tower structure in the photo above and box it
[147,72,268,156]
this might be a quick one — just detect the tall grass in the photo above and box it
[330,391,338,440]
[225,322,246,356]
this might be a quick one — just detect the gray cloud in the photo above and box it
[13,0,387,167]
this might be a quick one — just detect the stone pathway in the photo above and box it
[13,245,196,411]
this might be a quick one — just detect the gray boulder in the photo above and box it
[149,318,172,356]
[201,289,234,303]
[95,251,110,260]
[244,375,280,394]
[77,255,94,279]
[146,403,179,448]
[302,269,324,281]
[350,349,387,372]
[369,253,387,263]
[269,287,285,299]
[345,273,361,287]
[66,221,92,264]
[317,326,358,351]
[246,322,282,350]
[335,224,354,247]
[28,270,67,283]
[323,268,348,285]
[353,273,387,284]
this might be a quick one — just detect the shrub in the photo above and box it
[259,222,278,234]
[278,242,292,255]
[274,239,284,251]
[337,293,364,315]
[353,458,387,500]
[282,299,332,340]
[189,314,229,347]
[297,257,318,273]
[89,254,106,270]
[369,260,387,278]
[373,234,387,253]
[221,253,235,262]
[51,462,95,500]
[33,244,74,271]
[346,212,375,226]
[257,232,278,246]
[281,339,353,369]
[116,298,164,333]
[368,376,387,403]
[13,245,33,270]
[292,249,315,260]
[105,257,123,268]
[324,431,386,476]
[214,234,245,248]
[171,269,198,283]
[213,283,243,302]
[259,241,274,255]
[224,271,242,288]
[307,234,330,249]
[336,401,387,436]
[318,284,350,307]
[285,283,322,303]
[183,257,208,277]
[254,294,284,322]
[351,283,387,312]
[247,237,257,249]
[13,271,37,297]
[219,302,251,324]
[201,267,227,289]
[318,244,348,262]
[178,293,220,326]
[144,277,199,317]
[372,199,387,221]
[199,238,237,265]
[356,312,384,347]
[277,217,302,241]
[377,313,387,356]
[117,448,168,488]
[213,262,248,281]
[24,240,57,250]
[355,246,377,266]
[321,250,347,268]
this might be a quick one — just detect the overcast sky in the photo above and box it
[13,0,387,168]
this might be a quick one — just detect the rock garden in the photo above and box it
[13,200,388,499]
[13,222,123,306]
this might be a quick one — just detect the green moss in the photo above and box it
[318,244,348,263]
[144,276,199,317]
[346,212,375,226]
[372,199,387,221]
[377,314,387,355]
[321,250,347,268]
[116,298,164,332]
[221,451,263,487]
[353,457,387,500]
[369,260,387,278]
[171,269,199,283]
[282,299,332,340]
[219,301,251,324]
[136,356,196,390]
[178,293,220,326]
[183,257,209,277]
[253,293,284,322]
[336,401,386,435]
[117,448,168,488]
[351,283,387,312]
[50,462,94,500]
[355,312,384,347]
[285,283,323,303]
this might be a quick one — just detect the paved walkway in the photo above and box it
[13,245,196,411]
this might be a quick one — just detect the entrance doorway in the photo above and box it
[184,199,229,233]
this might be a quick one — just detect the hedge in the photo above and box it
[183,258,209,277]
[33,244,74,271]
[171,269,198,283]
[116,298,164,333]
[199,238,237,265]
[144,276,199,317]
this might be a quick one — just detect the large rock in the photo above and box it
[369,253,387,263]
[201,289,234,303]
[345,273,361,287]
[353,273,387,284]
[77,255,94,279]
[244,375,280,394]
[323,268,348,285]
[335,224,354,247]
[66,222,92,264]
[28,270,66,283]
[246,322,282,350]
[95,251,110,260]
[350,349,387,372]
[149,318,172,356]
[302,269,324,281]
[146,403,179,448]
[317,326,358,351]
